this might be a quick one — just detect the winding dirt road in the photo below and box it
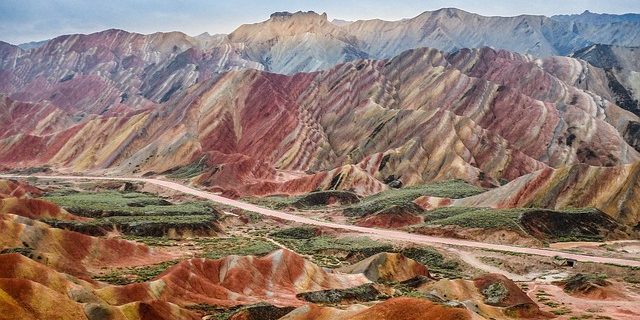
[5,174,640,268]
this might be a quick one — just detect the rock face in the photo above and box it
[338,252,430,282]
[0,179,42,198]
[571,44,640,151]
[0,254,201,320]
[0,249,481,320]
[552,11,640,48]
[229,11,367,74]
[0,29,261,118]
[97,249,369,307]
[0,214,164,276]
[0,179,83,221]
[2,47,639,197]
[473,274,544,317]
[456,163,640,226]
[344,8,587,58]
[1,8,639,114]
[356,204,424,228]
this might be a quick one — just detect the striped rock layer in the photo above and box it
[1,47,639,197]
[1,9,639,120]
[456,163,640,226]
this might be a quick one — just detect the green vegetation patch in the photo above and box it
[164,157,208,179]
[242,195,302,210]
[272,235,393,268]
[400,247,461,278]
[43,190,214,217]
[45,214,219,237]
[421,207,621,242]
[344,180,486,217]
[188,303,295,320]
[43,190,220,237]
[269,227,462,275]
[482,282,509,305]
[297,283,387,303]
[93,260,179,285]
[244,180,484,213]
[422,207,526,231]
[270,226,319,239]
[561,273,609,293]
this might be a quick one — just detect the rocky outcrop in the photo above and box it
[0,179,42,198]
[356,203,424,228]
[338,252,430,282]
[456,163,640,226]
[1,47,638,197]
[229,11,367,74]
[0,254,200,320]
[0,214,166,277]
[571,44,640,125]
[474,274,544,317]
[97,249,369,307]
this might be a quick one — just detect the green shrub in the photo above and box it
[43,191,214,217]
[344,180,486,217]
[270,227,318,239]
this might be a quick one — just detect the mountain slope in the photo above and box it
[0,29,262,118]
[1,47,638,197]
[552,10,640,48]
[229,11,368,74]
[344,8,588,58]
[456,163,640,226]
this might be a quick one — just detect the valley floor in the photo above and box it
[1,174,639,319]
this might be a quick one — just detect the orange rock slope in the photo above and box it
[0,214,168,277]
[0,188,543,320]
[281,297,472,320]
[0,254,200,320]
[98,249,369,307]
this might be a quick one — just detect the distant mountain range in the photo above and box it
[1,8,640,225]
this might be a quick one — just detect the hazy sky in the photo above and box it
[2,0,640,44]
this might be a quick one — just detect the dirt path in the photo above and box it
[5,174,640,268]
[445,248,529,281]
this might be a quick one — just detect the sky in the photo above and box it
[1,0,640,45]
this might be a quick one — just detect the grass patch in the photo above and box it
[242,195,302,210]
[344,180,485,217]
[422,207,526,231]
[164,157,207,179]
[243,180,485,213]
[196,237,279,260]
[297,283,387,303]
[45,214,218,237]
[561,273,609,293]
[93,260,178,285]
[187,303,294,320]
[270,227,318,239]
[272,235,393,268]
[551,307,572,316]
[400,247,461,278]
[269,228,462,275]
[122,236,179,247]
[43,190,214,217]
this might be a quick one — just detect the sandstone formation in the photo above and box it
[456,163,640,226]
[2,47,639,198]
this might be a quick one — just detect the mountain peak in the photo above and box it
[269,11,327,21]
[230,10,342,44]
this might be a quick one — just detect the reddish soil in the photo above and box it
[98,249,369,307]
